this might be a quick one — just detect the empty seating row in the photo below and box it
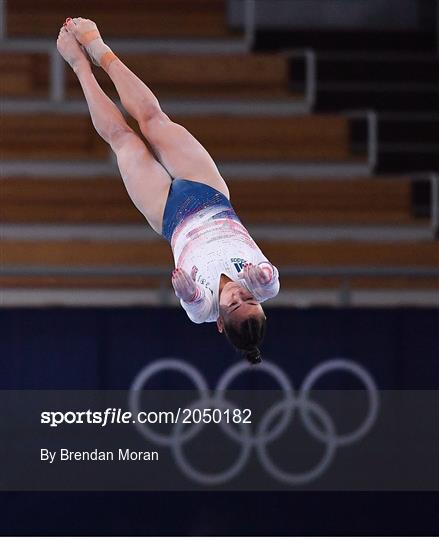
[0,51,295,100]
[2,239,437,267]
[2,237,437,295]
[0,176,424,225]
[68,53,294,100]
[0,53,49,98]
[1,114,108,160]
[1,113,362,161]
[7,0,232,39]
[1,275,437,291]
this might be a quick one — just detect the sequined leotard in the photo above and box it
[165,182,280,323]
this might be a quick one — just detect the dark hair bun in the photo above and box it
[245,347,262,365]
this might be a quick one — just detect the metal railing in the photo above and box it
[0,0,5,40]
[437,0,439,54]
[412,172,439,239]
[244,0,256,51]
[432,173,439,237]
[344,110,378,173]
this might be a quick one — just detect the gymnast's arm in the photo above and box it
[172,268,213,324]
[239,261,280,302]
[181,288,214,324]
[258,262,280,300]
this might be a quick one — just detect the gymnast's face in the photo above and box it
[217,281,265,332]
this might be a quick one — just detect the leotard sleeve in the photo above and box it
[180,286,214,324]
[248,261,281,302]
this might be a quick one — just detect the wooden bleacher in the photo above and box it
[2,238,437,267]
[175,115,356,161]
[1,113,108,160]
[68,53,293,100]
[1,0,436,304]
[1,238,437,293]
[1,275,437,291]
[0,52,294,100]
[0,176,424,226]
[7,0,233,39]
[230,178,418,224]
[0,52,50,98]
[3,174,435,294]
[1,113,360,162]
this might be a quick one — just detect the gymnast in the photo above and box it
[57,18,280,364]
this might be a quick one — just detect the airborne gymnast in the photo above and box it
[57,18,280,364]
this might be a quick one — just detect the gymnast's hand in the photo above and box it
[171,267,200,303]
[238,262,274,289]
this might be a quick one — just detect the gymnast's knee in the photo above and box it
[108,124,135,152]
[138,102,170,134]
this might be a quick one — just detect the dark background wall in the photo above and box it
[1,307,438,390]
[1,307,438,535]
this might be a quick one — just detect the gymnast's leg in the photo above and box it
[66,17,230,199]
[56,25,172,234]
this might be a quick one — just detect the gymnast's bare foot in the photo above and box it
[56,25,89,72]
[65,17,114,69]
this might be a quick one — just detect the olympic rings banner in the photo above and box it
[1,357,439,491]
[1,307,438,491]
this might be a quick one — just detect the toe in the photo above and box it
[66,18,78,32]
